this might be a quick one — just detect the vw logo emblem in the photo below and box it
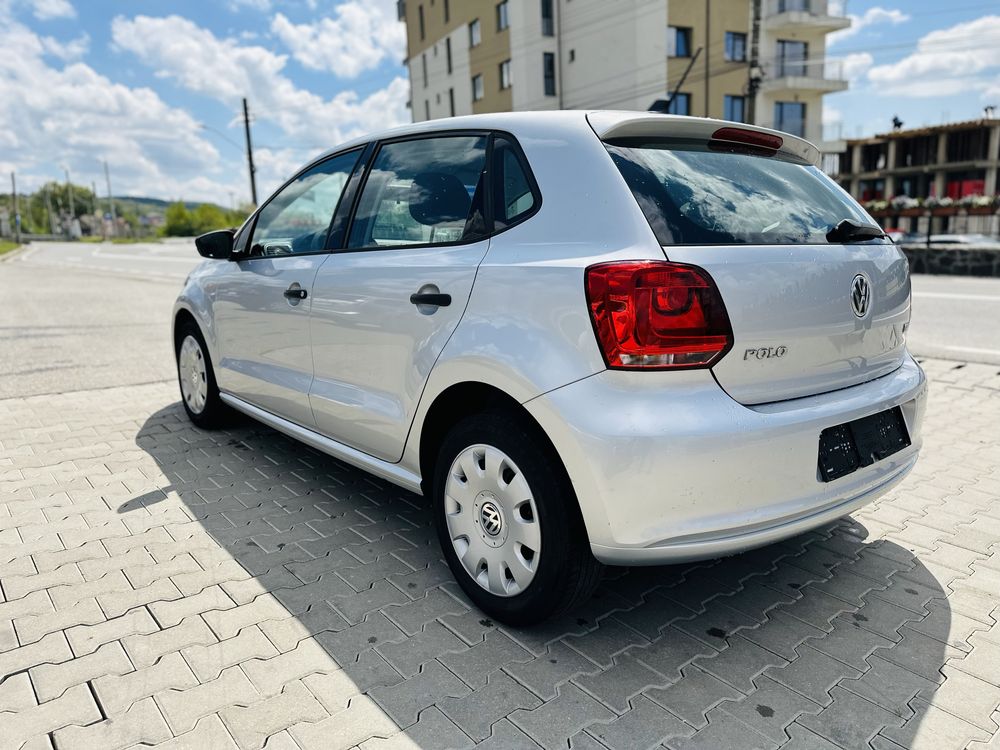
[480,501,503,537]
[851,274,871,318]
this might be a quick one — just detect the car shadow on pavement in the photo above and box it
[133,400,952,748]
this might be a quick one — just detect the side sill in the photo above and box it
[219,393,424,495]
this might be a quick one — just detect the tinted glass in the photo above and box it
[607,139,872,246]
[249,150,360,256]
[347,135,488,249]
[492,137,537,229]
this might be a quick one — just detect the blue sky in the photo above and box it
[1,0,999,204]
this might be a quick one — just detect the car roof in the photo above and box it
[311,110,820,166]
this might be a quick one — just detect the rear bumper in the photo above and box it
[524,354,927,565]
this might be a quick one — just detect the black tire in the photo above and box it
[433,410,603,626]
[174,319,229,429]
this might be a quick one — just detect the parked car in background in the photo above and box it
[927,233,1000,245]
[173,112,927,624]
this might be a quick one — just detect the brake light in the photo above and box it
[711,126,783,151]
[585,261,733,369]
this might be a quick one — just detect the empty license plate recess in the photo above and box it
[818,406,911,482]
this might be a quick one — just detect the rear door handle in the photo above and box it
[409,293,451,307]
[284,287,308,300]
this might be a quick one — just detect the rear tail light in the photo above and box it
[585,261,733,370]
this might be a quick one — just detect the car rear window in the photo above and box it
[606,138,872,246]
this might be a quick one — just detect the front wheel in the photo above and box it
[433,411,602,625]
[175,320,229,429]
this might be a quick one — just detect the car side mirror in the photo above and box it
[195,229,235,259]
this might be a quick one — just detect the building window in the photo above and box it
[568,48,575,62]
[496,1,509,30]
[724,32,746,62]
[469,19,481,47]
[499,59,512,89]
[418,4,425,40]
[472,74,484,101]
[668,26,692,58]
[446,37,452,74]
[448,87,455,117]
[724,95,746,123]
[541,0,554,36]
[421,53,428,88]
[667,93,690,116]
[543,52,556,96]
[774,101,806,137]
[444,0,449,22]
[424,100,430,120]
[776,40,808,77]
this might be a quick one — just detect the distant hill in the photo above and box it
[116,196,228,213]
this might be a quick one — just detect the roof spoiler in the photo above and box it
[587,112,820,166]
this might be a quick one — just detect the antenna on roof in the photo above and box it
[985,105,997,119]
[891,116,903,131]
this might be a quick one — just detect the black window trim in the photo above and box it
[235,144,371,262]
[335,128,542,255]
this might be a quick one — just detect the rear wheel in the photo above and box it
[433,411,602,625]
[175,320,228,429]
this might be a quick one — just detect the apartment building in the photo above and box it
[834,119,1000,234]
[400,0,848,152]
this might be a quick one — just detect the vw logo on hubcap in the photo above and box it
[479,501,503,537]
[851,274,871,318]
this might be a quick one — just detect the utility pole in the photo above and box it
[91,181,99,215]
[668,47,702,111]
[104,160,117,236]
[64,167,75,219]
[11,172,21,245]
[242,98,258,206]
[747,0,762,124]
[44,185,54,235]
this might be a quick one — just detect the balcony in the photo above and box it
[764,0,851,32]
[758,57,848,95]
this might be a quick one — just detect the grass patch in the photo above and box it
[0,241,20,256]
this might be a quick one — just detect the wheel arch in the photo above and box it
[415,380,592,543]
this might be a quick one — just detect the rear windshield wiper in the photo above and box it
[826,219,886,244]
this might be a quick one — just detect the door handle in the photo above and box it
[284,287,308,300]
[409,292,451,307]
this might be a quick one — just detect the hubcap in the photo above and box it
[178,335,208,415]
[444,444,541,597]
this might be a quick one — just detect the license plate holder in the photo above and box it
[818,406,910,482]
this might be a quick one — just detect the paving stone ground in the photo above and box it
[1,260,999,748]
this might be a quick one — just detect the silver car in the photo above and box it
[174,111,927,625]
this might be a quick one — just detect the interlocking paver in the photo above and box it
[0,631,73,678]
[1,318,999,750]
[94,650,199,714]
[369,659,470,728]
[122,614,216,668]
[439,670,542,740]
[30,640,133,702]
[53,696,173,750]
[180,624,278,682]
[220,681,328,750]
[1,683,101,749]
[155,664,261,734]
[288,696,398,750]
[0,671,37,711]
[586,694,692,749]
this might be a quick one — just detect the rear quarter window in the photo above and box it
[607,138,873,246]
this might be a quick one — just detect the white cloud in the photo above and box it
[828,6,909,47]
[40,32,88,60]
[228,0,270,11]
[29,0,74,19]
[867,15,1000,99]
[111,14,410,146]
[0,13,237,202]
[822,105,842,125]
[270,1,406,78]
[840,52,874,83]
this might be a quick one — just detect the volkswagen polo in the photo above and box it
[173,111,927,625]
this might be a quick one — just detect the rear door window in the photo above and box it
[607,138,872,245]
[347,135,488,249]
